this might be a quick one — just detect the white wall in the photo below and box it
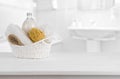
[35,0,120,53]
[0,0,35,37]
[116,0,120,4]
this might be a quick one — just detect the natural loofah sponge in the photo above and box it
[8,34,24,46]
[28,28,45,42]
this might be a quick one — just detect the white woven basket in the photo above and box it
[10,38,52,59]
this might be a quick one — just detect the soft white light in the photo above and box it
[52,0,58,9]
[0,0,35,10]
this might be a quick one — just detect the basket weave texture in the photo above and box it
[11,38,51,59]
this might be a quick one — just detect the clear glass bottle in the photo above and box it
[22,13,36,34]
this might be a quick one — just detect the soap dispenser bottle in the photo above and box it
[22,13,37,34]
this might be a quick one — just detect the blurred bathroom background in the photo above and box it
[0,0,120,53]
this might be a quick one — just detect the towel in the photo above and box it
[5,24,32,45]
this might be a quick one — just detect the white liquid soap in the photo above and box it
[22,13,37,34]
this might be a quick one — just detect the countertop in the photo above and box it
[0,52,120,75]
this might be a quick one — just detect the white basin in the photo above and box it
[68,26,119,53]
[68,27,118,40]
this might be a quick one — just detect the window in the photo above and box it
[77,0,115,10]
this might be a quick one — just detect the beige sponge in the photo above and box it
[8,34,24,46]
[28,28,45,42]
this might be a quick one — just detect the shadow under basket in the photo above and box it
[10,39,52,59]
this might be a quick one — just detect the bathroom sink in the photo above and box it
[68,26,119,53]
[68,26,118,40]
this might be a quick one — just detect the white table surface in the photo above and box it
[0,52,120,75]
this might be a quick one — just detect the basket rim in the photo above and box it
[10,37,52,48]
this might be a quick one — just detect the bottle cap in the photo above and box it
[27,13,32,16]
